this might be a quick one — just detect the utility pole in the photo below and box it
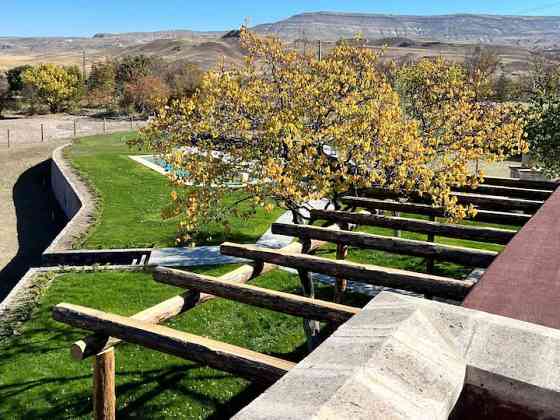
[82,50,87,82]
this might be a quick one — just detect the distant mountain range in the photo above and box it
[253,12,560,48]
[1,12,560,72]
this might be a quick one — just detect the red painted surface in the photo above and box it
[463,187,560,329]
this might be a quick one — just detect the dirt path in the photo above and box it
[0,140,68,300]
[0,115,147,302]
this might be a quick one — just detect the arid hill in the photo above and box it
[1,12,559,73]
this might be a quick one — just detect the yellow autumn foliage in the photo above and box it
[139,29,527,242]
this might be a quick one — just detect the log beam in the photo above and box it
[272,223,497,267]
[360,187,543,213]
[152,267,359,323]
[310,209,516,245]
[54,304,295,384]
[482,176,558,191]
[220,243,474,300]
[453,184,552,201]
[71,235,336,361]
[342,196,532,226]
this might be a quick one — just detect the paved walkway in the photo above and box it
[148,200,328,267]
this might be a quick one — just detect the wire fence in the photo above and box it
[0,116,148,148]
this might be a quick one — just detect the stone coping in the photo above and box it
[235,292,560,419]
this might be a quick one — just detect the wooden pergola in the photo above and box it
[52,175,557,420]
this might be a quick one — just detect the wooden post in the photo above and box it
[334,222,349,304]
[7,129,9,148]
[41,124,44,142]
[393,211,401,238]
[93,349,116,420]
[426,215,436,274]
[294,210,321,351]
[318,40,322,60]
[73,119,77,137]
[130,116,134,129]
[103,118,107,133]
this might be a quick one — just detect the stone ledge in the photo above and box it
[235,292,560,419]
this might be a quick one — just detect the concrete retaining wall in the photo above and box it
[51,146,82,220]
[44,143,96,254]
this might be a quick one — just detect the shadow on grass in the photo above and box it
[0,160,66,301]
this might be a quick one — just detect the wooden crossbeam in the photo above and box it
[310,209,516,245]
[482,176,558,191]
[54,303,295,384]
[452,192,543,213]
[271,223,498,267]
[453,184,552,201]
[72,235,339,361]
[220,243,474,300]
[342,196,532,226]
[310,209,516,244]
[153,267,360,323]
[360,187,543,213]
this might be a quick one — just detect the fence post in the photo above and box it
[41,124,44,142]
[318,40,322,61]
[74,119,77,137]
[103,118,107,133]
[93,349,116,420]
[130,116,133,129]
[7,129,10,148]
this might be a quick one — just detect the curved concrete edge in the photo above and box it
[235,291,560,420]
[45,143,96,253]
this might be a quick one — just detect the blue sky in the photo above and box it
[4,0,560,37]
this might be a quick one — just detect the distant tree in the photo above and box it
[160,60,203,99]
[525,55,560,101]
[87,61,117,108]
[21,64,82,113]
[493,73,516,102]
[115,55,154,92]
[464,45,500,100]
[0,73,10,117]
[64,65,86,105]
[122,75,169,113]
[5,65,32,94]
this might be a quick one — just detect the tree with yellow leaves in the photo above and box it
[22,64,82,113]
[139,29,526,243]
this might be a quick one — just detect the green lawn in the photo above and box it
[0,267,369,419]
[67,132,283,249]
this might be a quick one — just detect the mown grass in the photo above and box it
[0,267,369,419]
[67,132,283,249]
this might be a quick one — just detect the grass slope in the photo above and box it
[67,132,283,249]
